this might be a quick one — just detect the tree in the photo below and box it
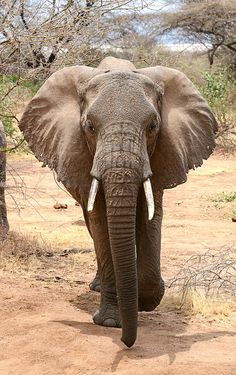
[1,0,156,143]
[0,0,153,76]
[0,0,104,74]
[160,0,236,69]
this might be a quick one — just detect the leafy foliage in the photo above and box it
[211,192,236,204]
[200,69,233,113]
[0,75,41,152]
[197,68,236,152]
[160,0,236,69]
[210,191,236,218]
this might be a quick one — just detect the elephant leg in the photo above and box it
[80,200,100,292]
[87,190,121,328]
[89,267,101,292]
[136,188,165,312]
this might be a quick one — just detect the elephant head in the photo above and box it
[19,57,217,347]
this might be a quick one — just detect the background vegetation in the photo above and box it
[0,0,235,152]
[1,1,235,330]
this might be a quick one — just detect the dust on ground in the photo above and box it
[0,153,236,375]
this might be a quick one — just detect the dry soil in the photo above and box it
[0,153,236,375]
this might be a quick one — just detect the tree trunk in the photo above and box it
[0,123,9,233]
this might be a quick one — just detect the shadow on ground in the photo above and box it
[55,290,236,372]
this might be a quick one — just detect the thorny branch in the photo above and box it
[167,247,236,303]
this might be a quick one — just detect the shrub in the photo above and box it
[0,75,41,152]
[198,68,236,153]
[163,247,236,318]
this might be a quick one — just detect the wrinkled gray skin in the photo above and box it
[84,61,165,347]
[0,121,9,233]
[19,57,218,347]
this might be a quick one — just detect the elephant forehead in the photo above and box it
[86,71,156,99]
[85,74,157,123]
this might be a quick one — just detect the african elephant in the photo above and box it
[19,56,218,347]
[0,120,9,234]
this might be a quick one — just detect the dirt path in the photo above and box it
[0,153,236,374]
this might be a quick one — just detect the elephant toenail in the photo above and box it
[103,318,116,327]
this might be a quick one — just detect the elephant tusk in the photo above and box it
[87,178,99,212]
[143,178,155,221]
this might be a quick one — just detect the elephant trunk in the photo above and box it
[103,168,140,348]
[89,122,154,347]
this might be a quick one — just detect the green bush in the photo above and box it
[21,80,41,96]
[0,116,16,137]
[200,68,234,115]
[197,68,236,152]
[0,75,41,147]
[211,191,236,204]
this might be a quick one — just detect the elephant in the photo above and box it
[0,120,9,234]
[19,56,218,347]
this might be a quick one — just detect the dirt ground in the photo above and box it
[0,153,236,375]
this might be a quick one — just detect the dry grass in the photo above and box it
[0,230,96,285]
[162,289,236,319]
[0,230,52,272]
[1,231,236,319]
[162,247,236,318]
[209,191,236,220]
[43,225,91,250]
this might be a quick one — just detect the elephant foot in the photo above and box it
[138,300,161,312]
[138,278,165,312]
[89,271,101,292]
[93,303,121,328]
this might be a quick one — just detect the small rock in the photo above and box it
[174,201,183,205]
[74,280,86,285]
[60,248,80,256]
[54,276,64,282]
[79,248,93,254]
[53,203,68,209]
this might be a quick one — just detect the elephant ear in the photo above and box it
[19,66,100,195]
[139,66,218,189]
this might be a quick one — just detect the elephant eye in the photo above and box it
[148,122,158,134]
[85,120,95,134]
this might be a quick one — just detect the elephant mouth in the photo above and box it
[87,176,155,221]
